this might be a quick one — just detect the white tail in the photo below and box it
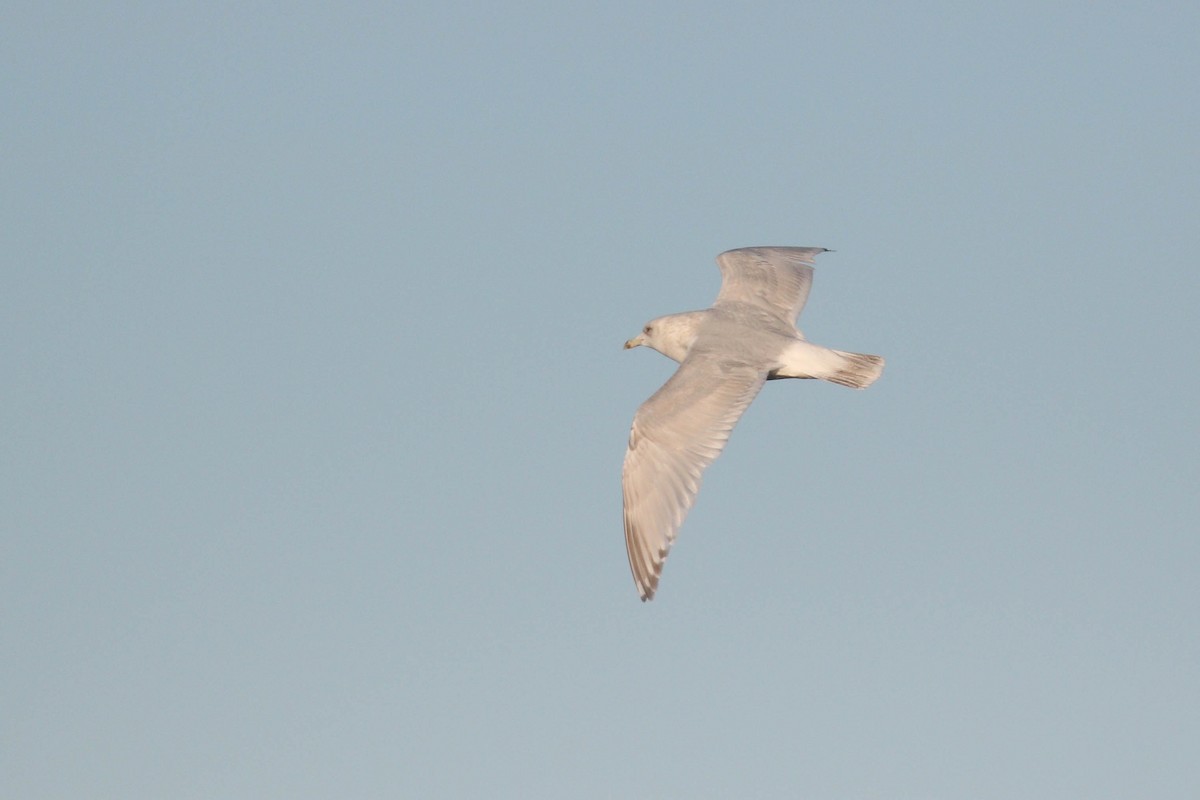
[824,350,885,389]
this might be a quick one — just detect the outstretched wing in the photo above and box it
[715,246,829,326]
[622,352,766,600]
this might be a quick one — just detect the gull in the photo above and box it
[622,247,884,601]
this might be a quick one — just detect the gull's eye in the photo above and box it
[644,325,653,334]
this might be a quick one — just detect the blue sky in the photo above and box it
[4,3,1198,798]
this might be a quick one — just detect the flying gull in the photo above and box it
[622,246,884,601]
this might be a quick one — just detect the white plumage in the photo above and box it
[622,247,885,601]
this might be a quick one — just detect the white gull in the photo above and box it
[622,246,885,601]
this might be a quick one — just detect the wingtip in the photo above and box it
[634,570,659,601]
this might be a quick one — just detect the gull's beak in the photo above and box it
[624,334,645,350]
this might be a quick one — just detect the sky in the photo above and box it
[3,2,1198,798]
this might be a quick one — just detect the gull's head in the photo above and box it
[624,318,662,351]
[624,312,705,364]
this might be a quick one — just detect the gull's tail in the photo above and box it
[824,351,885,389]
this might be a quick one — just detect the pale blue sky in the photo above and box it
[4,3,1198,798]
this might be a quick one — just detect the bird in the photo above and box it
[621,246,884,601]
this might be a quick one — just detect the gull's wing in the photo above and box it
[714,246,829,326]
[622,352,766,601]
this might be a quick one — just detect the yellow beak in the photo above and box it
[624,335,645,349]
